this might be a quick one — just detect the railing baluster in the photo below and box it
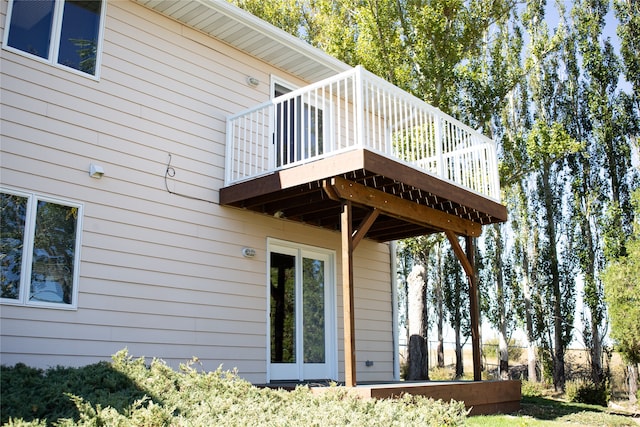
[355,66,365,149]
[224,66,500,201]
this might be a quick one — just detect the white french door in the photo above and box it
[268,240,336,381]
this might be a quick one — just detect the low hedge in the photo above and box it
[1,350,468,426]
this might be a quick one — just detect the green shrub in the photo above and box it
[3,419,47,427]
[521,380,546,397]
[565,379,610,406]
[2,349,468,426]
[429,366,454,380]
[482,337,524,363]
[0,358,147,424]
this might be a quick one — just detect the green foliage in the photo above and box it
[429,367,455,381]
[1,350,468,426]
[614,0,640,95]
[482,337,524,362]
[520,380,546,398]
[232,0,304,37]
[538,346,555,385]
[0,358,147,424]
[526,120,583,168]
[565,379,610,407]
[3,419,47,427]
[602,190,640,365]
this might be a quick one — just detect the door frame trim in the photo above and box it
[266,238,338,382]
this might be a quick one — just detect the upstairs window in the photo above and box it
[4,0,105,77]
[1,189,83,309]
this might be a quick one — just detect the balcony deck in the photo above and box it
[221,66,506,241]
[220,148,506,241]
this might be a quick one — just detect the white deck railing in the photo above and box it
[226,66,500,201]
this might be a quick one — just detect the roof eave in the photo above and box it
[134,0,351,81]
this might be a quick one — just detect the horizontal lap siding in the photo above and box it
[352,240,394,381]
[0,0,393,382]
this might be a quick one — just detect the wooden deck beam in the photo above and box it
[324,176,482,238]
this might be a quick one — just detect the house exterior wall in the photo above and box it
[0,0,393,383]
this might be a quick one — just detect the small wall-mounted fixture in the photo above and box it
[365,360,374,367]
[242,247,256,258]
[246,76,260,87]
[89,163,105,179]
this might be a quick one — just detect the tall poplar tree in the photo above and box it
[522,0,582,390]
[569,0,639,386]
[459,9,524,376]
[442,241,471,378]
[602,189,640,402]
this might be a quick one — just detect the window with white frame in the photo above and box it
[1,189,83,308]
[3,0,105,77]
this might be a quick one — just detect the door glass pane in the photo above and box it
[302,104,323,158]
[270,252,296,363]
[7,0,55,59]
[30,200,78,304]
[274,84,324,166]
[303,257,325,363]
[58,0,102,75]
[1,193,29,299]
[275,96,296,167]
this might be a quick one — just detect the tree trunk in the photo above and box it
[518,180,538,382]
[579,162,604,385]
[407,335,428,380]
[628,363,638,404]
[455,321,463,379]
[494,224,509,379]
[590,321,603,384]
[523,254,538,382]
[407,264,428,380]
[542,165,565,391]
[435,245,445,368]
[499,333,509,380]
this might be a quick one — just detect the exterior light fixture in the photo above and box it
[242,247,256,258]
[246,76,260,86]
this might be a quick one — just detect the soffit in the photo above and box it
[133,0,350,82]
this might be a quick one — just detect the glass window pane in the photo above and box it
[30,200,78,304]
[1,193,29,299]
[303,257,325,363]
[7,0,55,59]
[270,252,296,363]
[57,0,102,75]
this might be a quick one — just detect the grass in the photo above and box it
[468,395,640,426]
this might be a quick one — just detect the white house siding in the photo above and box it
[0,0,393,383]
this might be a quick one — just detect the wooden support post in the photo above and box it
[341,200,357,387]
[446,231,482,381]
[466,236,482,381]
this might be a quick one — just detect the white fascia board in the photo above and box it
[196,0,351,75]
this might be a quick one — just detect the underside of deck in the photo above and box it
[260,380,522,416]
[221,148,509,387]
[220,149,507,242]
